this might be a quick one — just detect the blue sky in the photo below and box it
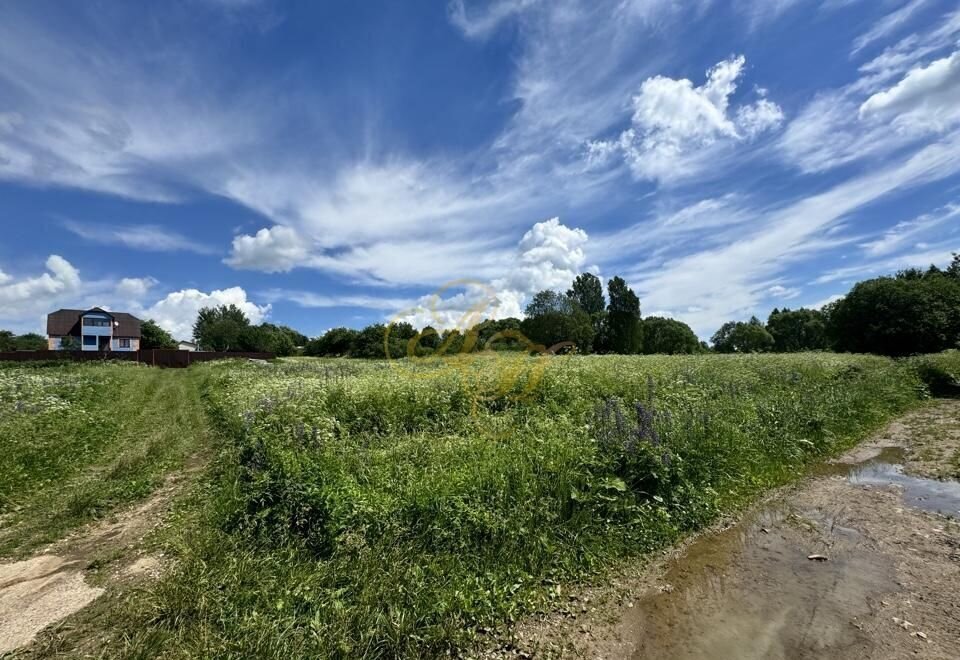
[1,0,959,340]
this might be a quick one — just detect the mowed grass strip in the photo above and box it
[0,363,213,556]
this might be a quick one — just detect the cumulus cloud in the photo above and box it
[114,277,158,299]
[0,255,81,306]
[859,50,960,131]
[225,225,311,273]
[0,254,269,339]
[587,56,784,183]
[387,217,589,330]
[142,287,271,340]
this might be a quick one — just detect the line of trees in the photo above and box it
[305,273,705,358]
[0,331,47,351]
[710,254,960,357]
[192,305,306,356]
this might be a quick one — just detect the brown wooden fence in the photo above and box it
[0,350,275,367]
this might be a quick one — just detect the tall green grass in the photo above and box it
[106,353,928,659]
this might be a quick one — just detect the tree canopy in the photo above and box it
[641,317,701,354]
[827,263,960,356]
[711,317,774,353]
[140,319,177,349]
[766,308,828,352]
[605,277,642,354]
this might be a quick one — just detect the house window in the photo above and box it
[118,338,131,348]
[82,318,111,327]
[83,336,97,346]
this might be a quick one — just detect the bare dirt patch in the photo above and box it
[0,467,195,656]
[492,399,960,659]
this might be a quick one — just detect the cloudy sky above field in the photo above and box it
[1,0,959,339]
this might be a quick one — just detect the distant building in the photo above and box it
[178,340,198,352]
[46,308,142,352]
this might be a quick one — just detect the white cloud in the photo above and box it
[447,0,537,39]
[142,287,270,340]
[62,220,217,255]
[766,284,801,299]
[114,277,158,299]
[389,217,589,330]
[0,254,268,340]
[859,203,960,256]
[851,0,931,56]
[629,132,960,336]
[859,51,960,132]
[260,289,412,311]
[736,98,786,138]
[225,226,311,273]
[814,244,958,284]
[811,293,844,309]
[735,0,805,29]
[588,56,784,183]
[0,255,81,310]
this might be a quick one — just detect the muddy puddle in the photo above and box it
[623,448,960,660]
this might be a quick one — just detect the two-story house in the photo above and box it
[46,308,142,351]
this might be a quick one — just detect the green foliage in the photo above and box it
[140,319,178,349]
[305,327,361,357]
[59,335,80,350]
[14,333,47,351]
[194,305,249,351]
[828,270,960,356]
[766,308,828,352]
[567,273,606,315]
[193,305,304,355]
[605,277,642,354]
[130,352,923,657]
[0,330,15,351]
[711,317,775,353]
[906,350,960,395]
[521,291,594,352]
[641,316,702,354]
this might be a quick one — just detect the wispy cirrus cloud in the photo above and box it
[62,219,218,255]
[851,0,931,56]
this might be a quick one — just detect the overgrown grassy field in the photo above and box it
[92,351,947,659]
[5,352,957,657]
[0,362,211,555]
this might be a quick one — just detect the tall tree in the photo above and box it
[606,277,642,354]
[193,304,250,351]
[0,330,14,352]
[568,273,607,351]
[567,273,605,315]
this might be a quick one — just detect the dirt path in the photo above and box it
[0,370,212,657]
[497,399,960,659]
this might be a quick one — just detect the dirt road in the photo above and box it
[500,399,960,659]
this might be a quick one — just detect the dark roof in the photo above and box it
[46,309,143,338]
